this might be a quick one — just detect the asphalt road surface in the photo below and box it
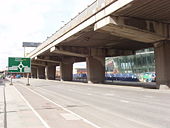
[12,79,170,128]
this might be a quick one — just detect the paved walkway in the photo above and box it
[1,81,45,128]
[0,84,4,128]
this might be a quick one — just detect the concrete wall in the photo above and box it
[154,40,170,89]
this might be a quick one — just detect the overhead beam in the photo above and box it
[50,46,87,57]
[35,57,60,64]
[106,49,134,57]
[31,63,46,67]
[31,66,38,69]
[94,16,168,43]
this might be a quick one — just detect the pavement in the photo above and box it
[0,81,4,128]
[1,78,170,128]
[1,79,45,128]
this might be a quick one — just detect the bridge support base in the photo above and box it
[45,64,56,80]
[86,56,105,84]
[31,67,37,78]
[60,62,73,81]
[154,40,170,89]
[37,66,45,79]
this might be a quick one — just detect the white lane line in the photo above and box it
[20,85,101,128]
[120,100,129,103]
[87,93,92,95]
[104,93,115,96]
[60,113,81,120]
[14,86,51,128]
[144,95,153,98]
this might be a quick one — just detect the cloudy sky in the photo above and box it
[0,0,94,70]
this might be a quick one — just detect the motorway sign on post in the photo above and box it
[8,57,31,85]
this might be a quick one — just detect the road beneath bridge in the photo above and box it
[5,78,170,128]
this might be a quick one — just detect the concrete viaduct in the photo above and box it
[27,0,170,89]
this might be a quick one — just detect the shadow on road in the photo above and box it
[105,81,158,89]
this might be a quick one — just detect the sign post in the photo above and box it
[27,73,30,86]
[10,73,13,85]
[8,57,31,85]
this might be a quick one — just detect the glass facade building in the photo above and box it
[105,48,155,74]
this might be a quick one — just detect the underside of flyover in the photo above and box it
[29,0,170,89]
[59,27,152,50]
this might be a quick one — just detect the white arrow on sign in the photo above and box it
[17,62,26,72]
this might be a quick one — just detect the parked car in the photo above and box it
[11,75,16,79]
[105,73,139,82]
[16,74,21,78]
[140,72,156,82]
[73,73,87,80]
[105,73,113,80]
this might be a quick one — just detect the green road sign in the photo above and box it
[8,57,31,73]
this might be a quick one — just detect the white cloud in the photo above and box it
[0,0,94,70]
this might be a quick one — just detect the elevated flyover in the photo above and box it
[27,0,170,89]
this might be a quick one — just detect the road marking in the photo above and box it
[104,93,115,96]
[60,113,81,120]
[144,95,153,98]
[19,85,101,128]
[14,86,51,128]
[120,100,129,103]
[87,93,92,95]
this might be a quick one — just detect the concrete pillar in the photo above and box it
[154,40,170,89]
[60,62,73,81]
[45,63,56,80]
[31,68,37,78]
[37,66,45,79]
[86,56,105,83]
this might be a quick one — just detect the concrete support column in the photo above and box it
[45,63,56,80]
[86,56,105,83]
[31,68,37,78]
[37,66,45,79]
[154,40,170,89]
[60,62,73,81]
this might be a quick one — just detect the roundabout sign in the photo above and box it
[8,57,31,73]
